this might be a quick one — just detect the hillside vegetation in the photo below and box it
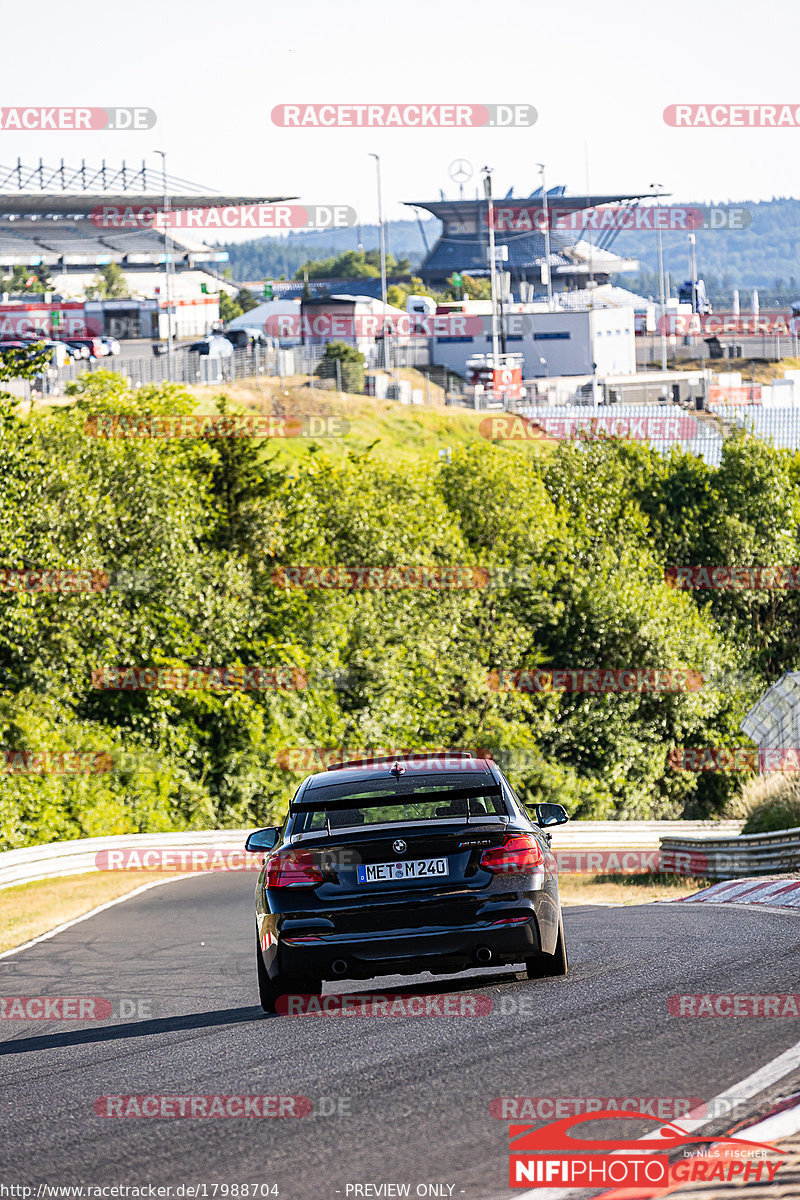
[1,368,797,848]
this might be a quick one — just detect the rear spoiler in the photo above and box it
[289,783,502,812]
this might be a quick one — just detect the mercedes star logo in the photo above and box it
[449,158,473,183]
[392,839,407,855]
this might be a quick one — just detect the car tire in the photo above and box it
[256,931,323,1012]
[526,913,568,978]
[256,930,280,1012]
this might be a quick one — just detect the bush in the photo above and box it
[739,773,800,833]
[0,373,792,847]
[315,341,365,393]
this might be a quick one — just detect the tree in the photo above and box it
[85,263,131,299]
[316,341,365,393]
[443,273,492,300]
[236,288,259,314]
[218,291,242,323]
[387,277,440,308]
[295,250,410,281]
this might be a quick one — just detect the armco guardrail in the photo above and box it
[659,826,800,880]
[0,830,250,892]
[550,819,742,849]
[0,821,744,893]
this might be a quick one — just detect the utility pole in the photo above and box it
[155,150,173,378]
[650,182,667,370]
[689,232,698,309]
[483,166,500,374]
[538,163,553,309]
[369,153,389,370]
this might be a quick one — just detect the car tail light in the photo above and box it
[480,834,542,874]
[265,848,324,888]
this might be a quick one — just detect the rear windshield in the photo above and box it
[291,776,508,834]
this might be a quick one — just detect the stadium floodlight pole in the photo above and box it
[154,150,173,379]
[369,153,389,369]
[537,163,553,310]
[650,181,667,370]
[482,167,501,377]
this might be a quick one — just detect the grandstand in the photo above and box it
[0,160,292,296]
[404,186,658,291]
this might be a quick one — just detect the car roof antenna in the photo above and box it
[390,760,406,778]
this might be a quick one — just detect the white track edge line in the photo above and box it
[0,876,193,961]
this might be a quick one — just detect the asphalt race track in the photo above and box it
[2,874,800,1199]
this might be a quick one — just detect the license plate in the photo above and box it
[357,858,448,884]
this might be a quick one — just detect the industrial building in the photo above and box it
[429,300,636,379]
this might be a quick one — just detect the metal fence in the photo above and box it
[21,339,433,403]
[659,826,800,879]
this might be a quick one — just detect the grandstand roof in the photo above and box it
[0,193,292,218]
[404,191,664,221]
[404,188,654,284]
[0,161,294,267]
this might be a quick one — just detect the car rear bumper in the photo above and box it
[272,914,543,981]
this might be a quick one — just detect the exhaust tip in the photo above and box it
[331,958,348,976]
[475,946,492,964]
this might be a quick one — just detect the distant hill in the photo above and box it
[220,220,431,282]
[611,197,800,304]
[220,199,800,303]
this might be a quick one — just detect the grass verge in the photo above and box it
[185,378,555,466]
[559,871,706,906]
[0,870,185,954]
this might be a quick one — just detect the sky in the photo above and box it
[1,0,797,242]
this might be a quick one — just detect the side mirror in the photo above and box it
[531,802,569,828]
[245,826,280,853]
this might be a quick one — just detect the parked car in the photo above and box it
[99,337,121,356]
[187,334,234,358]
[223,327,268,349]
[0,337,73,367]
[61,337,107,359]
[245,753,569,1011]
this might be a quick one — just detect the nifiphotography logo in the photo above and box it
[507,1110,783,1189]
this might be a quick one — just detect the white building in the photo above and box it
[431,304,635,379]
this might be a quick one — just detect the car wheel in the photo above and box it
[526,913,568,978]
[256,930,280,1012]
[256,931,323,1012]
